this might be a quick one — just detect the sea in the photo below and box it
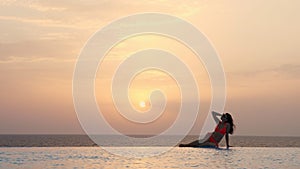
[0,135,299,169]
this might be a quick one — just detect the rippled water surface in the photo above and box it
[0,147,299,169]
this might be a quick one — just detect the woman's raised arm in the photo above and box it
[212,111,222,124]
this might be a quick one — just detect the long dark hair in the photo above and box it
[224,113,235,134]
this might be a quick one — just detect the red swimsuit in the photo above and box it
[209,122,227,147]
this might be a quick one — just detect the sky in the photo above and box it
[0,0,300,136]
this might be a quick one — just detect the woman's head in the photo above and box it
[222,113,235,134]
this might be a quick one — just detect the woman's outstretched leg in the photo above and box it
[179,139,215,147]
[179,140,200,147]
[179,133,212,147]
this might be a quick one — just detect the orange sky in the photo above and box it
[0,0,300,136]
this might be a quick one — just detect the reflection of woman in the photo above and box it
[179,111,235,149]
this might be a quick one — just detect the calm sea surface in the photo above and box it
[0,147,299,169]
[0,135,299,168]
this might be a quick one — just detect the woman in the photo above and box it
[179,111,235,149]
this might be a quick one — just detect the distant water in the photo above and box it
[0,135,299,147]
[0,147,299,169]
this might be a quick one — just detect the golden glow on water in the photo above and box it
[0,147,298,168]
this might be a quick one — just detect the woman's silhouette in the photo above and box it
[179,111,235,149]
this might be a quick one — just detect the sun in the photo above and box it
[139,101,146,108]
